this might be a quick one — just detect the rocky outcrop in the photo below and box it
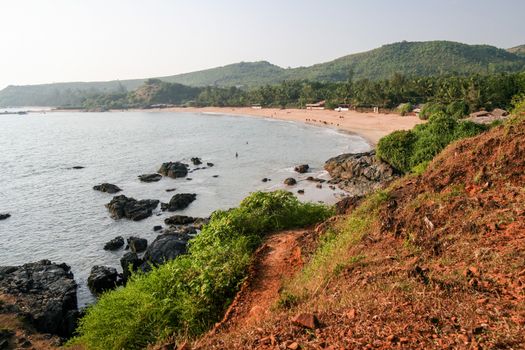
[138,173,162,182]
[324,151,399,196]
[294,164,309,173]
[468,108,510,124]
[142,234,188,270]
[127,236,148,253]
[120,252,142,282]
[191,157,202,165]
[103,236,125,251]
[161,193,197,211]
[284,178,297,186]
[0,213,10,220]
[158,162,188,179]
[0,260,78,337]
[164,215,196,226]
[335,195,364,215]
[105,195,159,221]
[87,265,121,295]
[93,183,122,194]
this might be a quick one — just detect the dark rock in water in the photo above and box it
[105,195,159,221]
[324,150,399,196]
[164,215,196,226]
[261,178,269,182]
[93,183,122,194]
[165,188,176,192]
[191,157,202,165]
[294,164,309,173]
[335,196,364,215]
[164,225,197,236]
[284,178,297,186]
[186,178,192,181]
[161,193,197,212]
[297,189,305,194]
[207,162,214,167]
[127,236,148,253]
[212,175,219,178]
[316,184,322,189]
[120,252,142,282]
[87,265,121,295]
[70,166,84,170]
[142,234,188,269]
[158,162,188,178]
[103,236,124,251]
[0,260,78,337]
[138,173,162,183]
[0,213,10,221]
[306,176,325,183]
[153,225,163,231]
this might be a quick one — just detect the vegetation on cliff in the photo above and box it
[70,191,332,350]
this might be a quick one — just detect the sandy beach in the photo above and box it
[157,107,423,145]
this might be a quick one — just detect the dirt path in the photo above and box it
[211,229,306,333]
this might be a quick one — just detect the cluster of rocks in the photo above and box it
[468,108,509,124]
[0,260,79,337]
[93,183,122,193]
[158,161,189,178]
[105,195,160,221]
[0,213,10,220]
[324,150,399,197]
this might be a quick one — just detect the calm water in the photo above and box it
[0,111,370,305]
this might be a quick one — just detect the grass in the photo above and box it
[69,191,332,350]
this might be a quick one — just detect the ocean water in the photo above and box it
[0,110,370,305]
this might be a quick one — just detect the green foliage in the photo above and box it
[70,191,332,350]
[396,102,413,116]
[446,100,469,118]
[377,113,488,173]
[419,102,445,120]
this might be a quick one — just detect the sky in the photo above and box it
[0,0,524,89]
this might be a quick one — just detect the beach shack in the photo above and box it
[306,100,326,110]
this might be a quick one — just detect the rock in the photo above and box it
[316,184,322,189]
[191,157,202,165]
[297,189,305,194]
[491,108,509,117]
[120,252,142,282]
[294,164,309,173]
[324,151,399,196]
[153,225,163,231]
[0,329,14,349]
[287,342,299,350]
[207,162,214,167]
[142,234,188,269]
[284,178,297,186]
[0,213,10,221]
[161,193,197,212]
[164,215,196,226]
[106,195,159,221]
[193,217,210,230]
[186,178,192,181]
[212,175,219,178]
[70,166,84,170]
[306,176,325,183]
[87,265,121,295]
[164,225,197,236]
[262,178,270,182]
[469,110,491,118]
[138,173,162,182]
[127,236,148,253]
[166,188,177,192]
[158,162,188,179]
[103,236,125,251]
[335,196,364,215]
[291,312,319,329]
[93,183,122,194]
[0,260,78,337]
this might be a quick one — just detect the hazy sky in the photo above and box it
[1,0,524,89]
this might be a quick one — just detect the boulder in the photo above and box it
[207,162,214,167]
[138,173,162,182]
[469,110,491,118]
[87,265,121,295]
[324,151,399,196]
[284,178,297,186]
[0,213,10,221]
[70,166,84,170]
[120,252,142,282]
[297,189,305,194]
[291,312,319,329]
[142,234,188,269]
[164,215,196,226]
[191,157,202,165]
[103,236,125,251]
[294,164,309,173]
[161,193,197,211]
[261,178,270,182]
[158,162,188,179]
[491,108,509,117]
[127,236,148,253]
[105,195,159,221]
[93,183,122,194]
[0,260,78,337]
[153,225,163,231]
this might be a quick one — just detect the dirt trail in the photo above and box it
[212,229,306,333]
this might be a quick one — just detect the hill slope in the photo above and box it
[2,40,525,106]
[195,115,525,348]
[508,44,525,57]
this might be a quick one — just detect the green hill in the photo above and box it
[508,44,525,57]
[2,40,525,106]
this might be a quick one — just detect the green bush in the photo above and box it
[377,112,487,173]
[419,102,445,120]
[396,102,413,116]
[70,191,332,350]
[446,100,469,119]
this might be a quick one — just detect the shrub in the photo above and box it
[396,102,413,116]
[70,191,332,350]
[376,130,416,173]
[419,102,445,120]
[446,100,469,119]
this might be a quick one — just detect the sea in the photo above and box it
[0,109,370,305]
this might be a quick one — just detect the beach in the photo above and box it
[159,107,423,145]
